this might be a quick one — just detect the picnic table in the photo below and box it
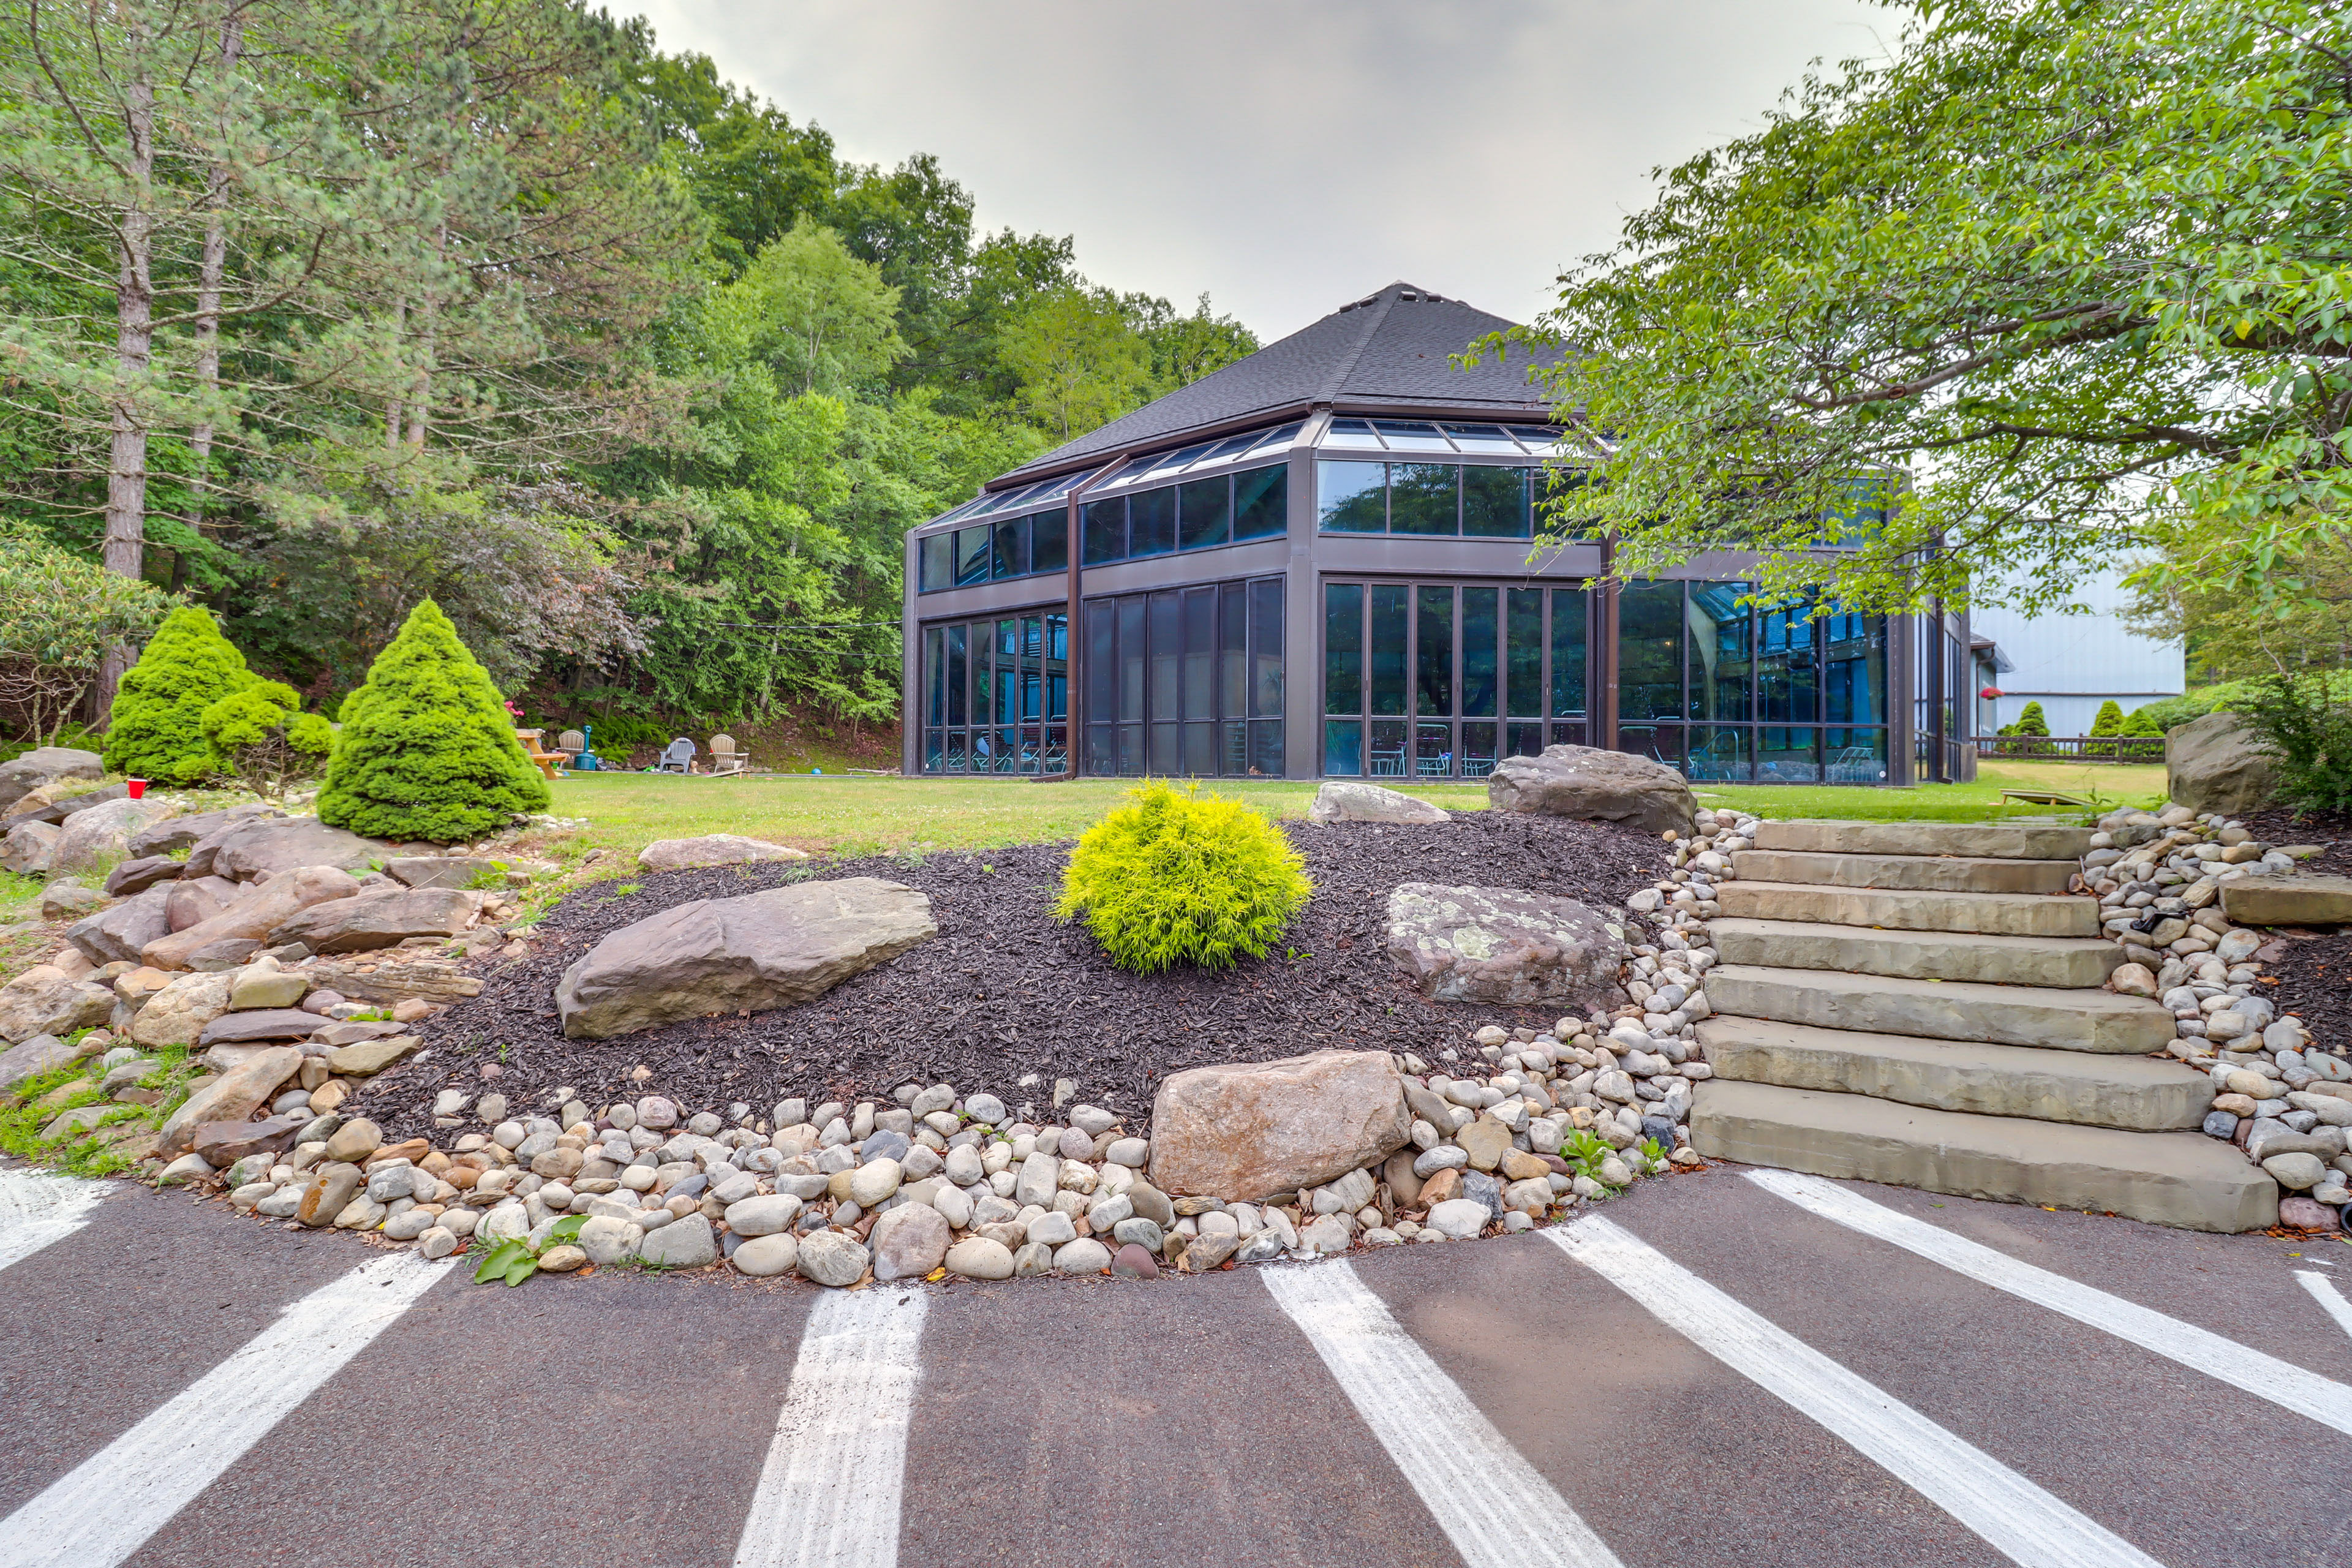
[515,728,566,780]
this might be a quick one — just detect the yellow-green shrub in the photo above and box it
[1054,782,1311,973]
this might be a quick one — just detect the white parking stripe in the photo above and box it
[732,1286,929,1568]
[1747,1167,2352,1436]
[2296,1271,2352,1343]
[1548,1216,2166,1568]
[0,1167,105,1276]
[1262,1261,1625,1568]
[0,1251,450,1568]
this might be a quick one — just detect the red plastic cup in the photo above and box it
[125,777,146,800]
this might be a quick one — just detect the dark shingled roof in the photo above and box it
[995,281,1558,486]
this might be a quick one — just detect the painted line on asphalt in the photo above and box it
[2296,1270,2352,1344]
[732,1286,929,1568]
[0,1166,107,1276]
[1746,1167,2352,1437]
[0,1251,451,1568]
[1547,1216,2166,1568]
[1262,1260,1625,1568]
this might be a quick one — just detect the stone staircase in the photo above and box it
[1687,821,2279,1232]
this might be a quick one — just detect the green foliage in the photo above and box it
[101,606,255,785]
[472,1213,587,1286]
[2120,705,2163,737]
[2014,702,2050,737]
[1054,783,1311,973]
[1560,1131,1615,1184]
[0,1047,192,1178]
[317,600,552,843]
[199,680,334,801]
[0,525,175,744]
[2238,674,2352,813]
[2089,701,2125,738]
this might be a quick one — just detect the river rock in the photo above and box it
[1306,780,1450,826]
[554,877,936,1039]
[795,1228,869,1286]
[268,886,476,953]
[1148,1049,1411,1202]
[200,1007,322,1045]
[0,965,115,1044]
[0,819,57,875]
[944,1236,1014,1280]
[157,1044,303,1155]
[191,815,386,881]
[1387,883,1628,1006]
[2166,712,2278,815]
[639,1212,718,1267]
[50,796,178,878]
[870,1202,951,1280]
[731,1231,798,1276]
[0,1033,75,1091]
[143,865,361,970]
[1488,743,1696,834]
[190,1114,308,1165]
[130,802,277,859]
[164,875,241,933]
[0,746,102,812]
[1427,1197,1491,1238]
[383,856,508,890]
[129,970,237,1047]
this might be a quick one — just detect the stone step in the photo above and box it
[1689,1079,2276,1233]
[1731,848,2076,895]
[1696,1016,2215,1131]
[1715,881,2101,938]
[1711,918,2125,988]
[1702,963,2174,1054]
[1752,821,2093,861]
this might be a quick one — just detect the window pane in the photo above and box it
[1415,721,1454,777]
[1083,498,1125,564]
[1117,723,1144,776]
[1758,601,1821,723]
[1323,417,1385,450]
[1687,725,1749,782]
[1045,613,1068,720]
[1020,617,1042,720]
[1178,477,1231,551]
[946,624,967,726]
[956,526,991,586]
[1550,587,1587,718]
[1148,721,1178,774]
[945,730,967,772]
[1118,597,1146,723]
[1506,589,1542,717]
[1129,488,1175,556]
[919,533,951,593]
[1085,601,1114,726]
[1462,467,1531,538]
[1318,461,1387,532]
[1826,727,1888,783]
[1619,581,1684,722]
[1824,612,1887,725]
[1031,512,1068,575]
[1415,585,1453,715]
[1619,724,1685,771]
[1324,720,1363,776]
[1149,592,1180,720]
[1085,725,1115,775]
[1534,467,1594,539]
[1687,582,1752,722]
[1241,577,1281,719]
[1758,726,1820,782]
[1460,587,1498,717]
[1181,721,1216,775]
[1368,719,1408,777]
[1374,420,1453,452]
[992,518,1027,579]
[1440,423,1522,454]
[1221,581,1248,717]
[1183,587,1216,720]
[1390,463,1459,535]
[1461,721,1498,778]
[1324,582,1363,715]
[1507,721,1544,758]
[1234,464,1287,539]
[924,729,943,773]
[1370,584,1409,716]
[1220,719,1248,775]
[1248,718,1283,777]
[923,627,943,727]
[1549,720,1587,749]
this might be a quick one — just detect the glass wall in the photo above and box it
[1082,575,1283,777]
[1615,581,1888,783]
[1083,464,1287,568]
[918,613,1068,774]
[918,510,1071,593]
[1317,462,1534,538]
[1323,581,1589,778]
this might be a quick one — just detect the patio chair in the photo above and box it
[556,729,586,763]
[709,734,748,774]
[1369,747,1408,777]
[654,737,696,774]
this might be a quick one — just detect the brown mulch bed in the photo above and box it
[2242,806,2352,876]
[352,815,1666,1140]
[2265,931,2350,1054]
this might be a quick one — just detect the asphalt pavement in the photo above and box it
[1,1159,2347,1568]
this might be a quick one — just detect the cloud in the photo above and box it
[628,0,1891,339]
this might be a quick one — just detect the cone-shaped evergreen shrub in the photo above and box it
[2015,701,2050,736]
[2122,705,2162,737]
[2089,699,2124,737]
[1054,782,1311,973]
[317,600,550,843]
[102,606,257,785]
[200,680,335,801]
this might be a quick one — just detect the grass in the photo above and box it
[1700,759,2169,823]
[0,1042,196,1178]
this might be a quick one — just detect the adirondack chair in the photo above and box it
[654,737,696,774]
[709,734,748,774]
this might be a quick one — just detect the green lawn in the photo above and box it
[542,756,2165,861]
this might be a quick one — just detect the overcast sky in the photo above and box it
[626,1,1896,340]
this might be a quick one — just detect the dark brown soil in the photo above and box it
[352,815,1666,1139]
[2243,806,2352,877]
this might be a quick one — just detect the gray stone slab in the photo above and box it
[1714,881,2102,938]
[1702,963,2173,1054]
[1711,917,2124,989]
[2219,874,2352,928]
[1729,849,2077,894]
[1753,820,2092,861]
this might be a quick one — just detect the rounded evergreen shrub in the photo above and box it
[2121,705,2162,737]
[199,680,335,801]
[2015,700,2051,737]
[101,605,257,785]
[2089,699,2124,737]
[1054,782,1312,973]
[317,599,551,843]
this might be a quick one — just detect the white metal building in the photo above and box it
[1967,564,2184,735]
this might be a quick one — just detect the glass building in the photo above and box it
[903,282,1975,786]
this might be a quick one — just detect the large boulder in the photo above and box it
[0,1033,78,1092]
[165,875,242,933]
[2166,712,2277,815]
[4,780,124,829]
[304,957,481,1006]
[50,796,178,878]
[129,969,237,1047]
[636,834,810,872]
[2221,873,2352,928]
[267,886,477,954]
[0,965,115,1044]
[384,855,508,890]
[104,856,185,897]
[132,802,280,860]
[554,877,935,1040]
[1386,883,1629,1006]
[64,885,175,966]
[0,747,102,813]
[1147,1049,1411,1202]
[1,820,58,875]
[198,1008,325,1046]
[1488,744,1695,835]
[187,815,385,881]
[1306,781,1450,827]
[156,1044,303,1156]
[142,865,361,970]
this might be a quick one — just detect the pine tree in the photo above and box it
[317,598,549,843]
[101,605,256,784]
[2015,701,2051,737]
[2089,699,2125,736]
[2122,705,2162,737]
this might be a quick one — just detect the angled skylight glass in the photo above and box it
[1323,417,1385,450]
[1440,423,1522,454]
[1371,420,1453,452]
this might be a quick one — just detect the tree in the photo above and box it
[1000,289,1151,442]
[198,678,331,799]
[2122,705,2163,737]
[709,220,907,398]
[2089,700,2125,737]
[1490,0,2352,618]
[2124,518,2352,682]
[317,598,549,842]
[0,523,173,742]
[2015,701,2051,737]
[101,603,254,782]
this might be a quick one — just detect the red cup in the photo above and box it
[126,778,146,799]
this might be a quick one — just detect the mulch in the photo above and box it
[351,814,1666,1140]
[2234,807,2352,1054]
[2241,805,2352,877]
